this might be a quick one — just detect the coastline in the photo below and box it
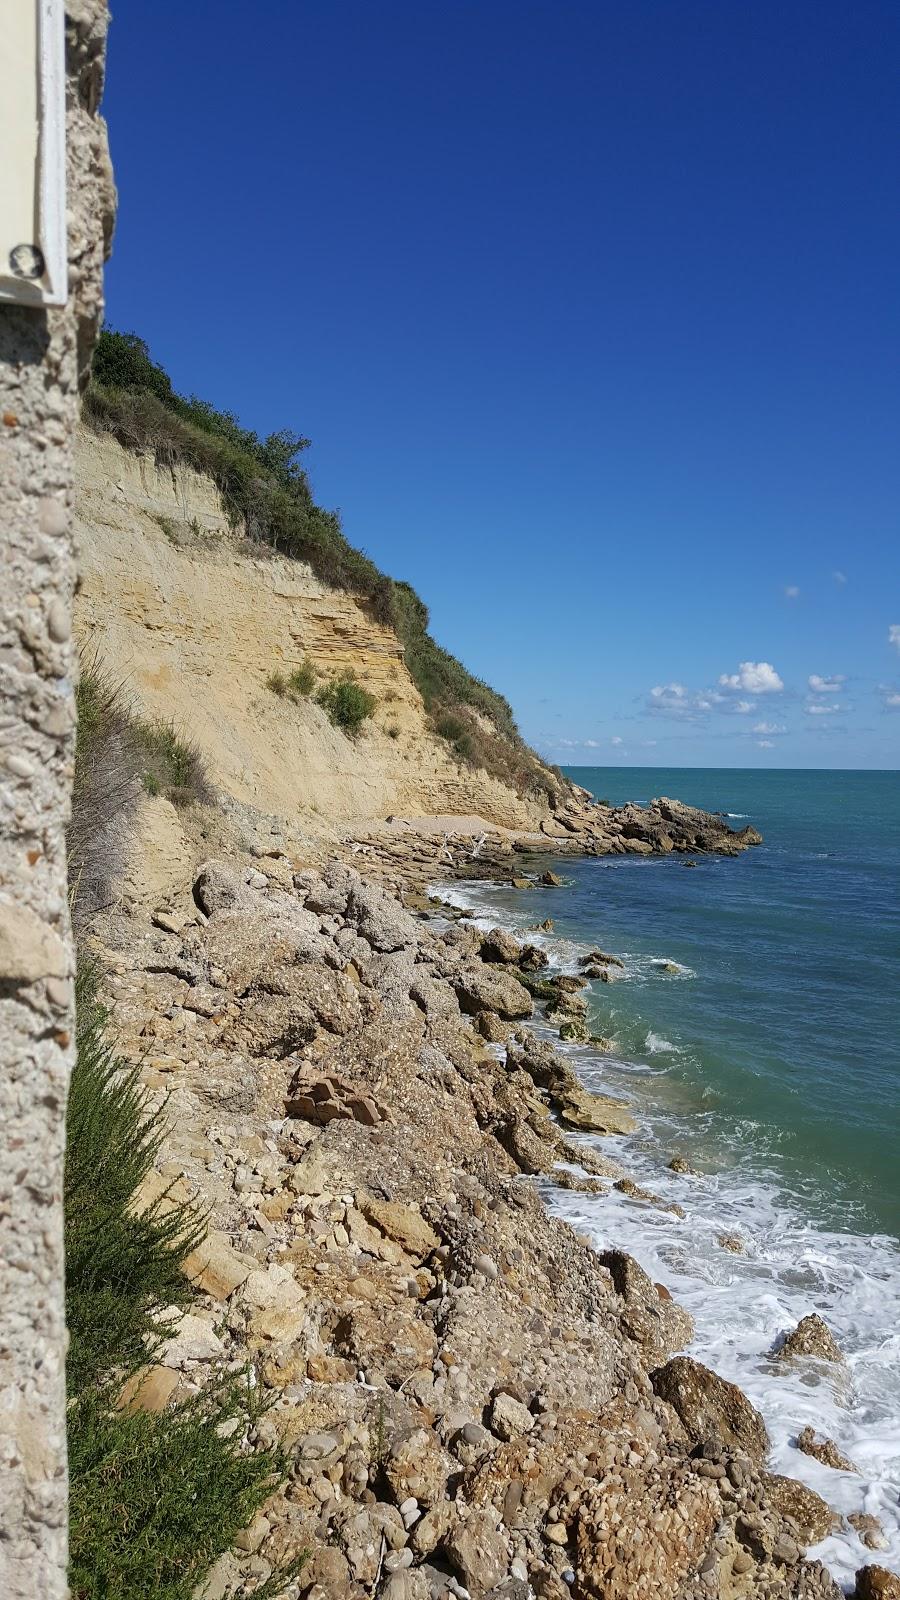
[78,792,900,1600]
[430,854,900,1591]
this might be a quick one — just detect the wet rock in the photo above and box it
[537,870,564,887]
[776,1314,844,1365]
[855,1566,900,1600]
[579,950,624,970]
[763,1473,838,1542]
[519,943,549,971]
[651,1355,770,1464]
[667,1155,697,1175]
[796,1426,858,1474]
[478,1011,511,1043]
[718,1233,744,1253]
[848,1515,889,1553]
[558,1019,588,1043]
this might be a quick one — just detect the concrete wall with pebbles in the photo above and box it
[0,5,114,1595]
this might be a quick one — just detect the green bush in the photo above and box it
[316,675,376,734]
[287,659,316,697]
[267,669,287,697]
[134,718,213,806]
[66,964,298,1600]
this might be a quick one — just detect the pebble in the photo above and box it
[545,1522,568,1545]
[473,1253,498,1280]
[385,1549,414,1572]
[511,1559,529,1582]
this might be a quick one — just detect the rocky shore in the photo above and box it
[77,784,900,1600]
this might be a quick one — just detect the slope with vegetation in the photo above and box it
[83,331,558,805]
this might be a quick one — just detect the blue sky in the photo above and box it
[102,1,899,769]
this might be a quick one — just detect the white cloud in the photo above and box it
[610,736,623,746]
[784,585,800,599]
[885,693,900,709]
[809,673,845,693]
[719,661,784,694]
[756,739,774,749]
[805,702,841,716]
[752,721,787,735]
[890,625,900,652]
[833,570,847,585]
[642,739,658,747]
[648,683,694,715]
[733,700,756,715]
[583,739,600,748]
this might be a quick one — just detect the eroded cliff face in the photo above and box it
[73,427,549,835]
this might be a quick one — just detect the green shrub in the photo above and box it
[316,675,376,734]
[386,724,400,740]
[267,669,287,697]
[287,659,316,697]
[66,964,299,1600]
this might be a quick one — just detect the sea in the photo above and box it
[439,768,900,1590]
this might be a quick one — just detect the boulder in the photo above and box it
[346,877,420,952]
[452,964,533,1020]
[776,1314,844,1365]
[358,1195,439,1258]
[848,1515,889,1553]
[599,1250,693,1363]
[762,1473,838,1543]
[553,1086,637,1136]
[444,1511,509,1595]
[537,870,564,887]
[181,1230,252,1300]
[855,1568,900,1600]
[489,1391,535,1441]
[480,928,523,965]
[651,1355,770,1464]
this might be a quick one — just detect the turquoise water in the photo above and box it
[442,767,900,1581]
[484,767,900,1235]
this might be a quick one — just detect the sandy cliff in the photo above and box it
[73,427,549,835]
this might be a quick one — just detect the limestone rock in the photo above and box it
[358,1195,439,1258]
[157,1309,225,1367]
[489,1391,535,1441]
[480,928,523,965]
[181,1230,252,1300]
[651,1355,770,1463]
[444,1510,509,1595]
[286,1065,386,1127]
[553,1087,637,1136]
[452,964,533,1020]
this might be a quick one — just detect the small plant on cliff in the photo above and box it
[136,718,214,806]
[66,965,300,1600]
[267,659,316,701]
[316,674,376,734]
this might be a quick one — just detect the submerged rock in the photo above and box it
[796,1426,858,1474]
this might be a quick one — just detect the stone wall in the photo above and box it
[0,5,114,1596]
